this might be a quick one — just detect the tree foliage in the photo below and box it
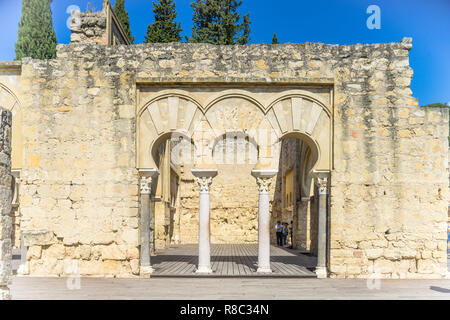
[189,0,251,45]
[145,0,182,43]
[421,102,449,108]
[15,0,57,60]
[113,0,135,43]
[272,34,279,44]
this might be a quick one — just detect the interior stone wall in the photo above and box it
[155,140,266,247]
[177,163,261,244]
[272,139,300,247]
[0,107,12,300]
[5,38,447,278]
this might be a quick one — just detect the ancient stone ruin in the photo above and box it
[0,2,447,280]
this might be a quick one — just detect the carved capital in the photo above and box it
[196,176,213,193]
[140,176,152,195]
[191,168,217,193]
[315,176,328,195]
[138,169,159,195]
[251,169,277,194]
[256,176,273,193]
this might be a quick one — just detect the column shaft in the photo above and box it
[314,174,329,279]
[197,191,212,273]
[191,169,217,274]
[138,169,159,276]
[252,170,277,273]
[317,192,327,269]
[257,191,271,273]
[140,193,151,267]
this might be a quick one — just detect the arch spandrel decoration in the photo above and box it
[204,96,267,144]
[267,95,332,172]
[0,83,23,170]
[137,90,332,173]
[138,94,204,168]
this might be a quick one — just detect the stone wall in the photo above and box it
[12,38,449,278]
[69,2,131,46]
[0,107,12,299]
[70,11,107,45]
[19,53,140,277]
[329,39,449,278]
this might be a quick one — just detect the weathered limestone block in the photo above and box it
[101,244,126,260]
[23,231,57,247]
[70,10,107,45]
[26,246,41,260]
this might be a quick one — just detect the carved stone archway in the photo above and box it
[137,88,332,277]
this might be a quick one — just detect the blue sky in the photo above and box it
[0,0,449,106]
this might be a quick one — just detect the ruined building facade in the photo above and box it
[0,2,448,279]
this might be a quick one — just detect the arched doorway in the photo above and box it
[137,88,332,278]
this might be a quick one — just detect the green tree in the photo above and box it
[189,0,251,45]
[421,102,448,108]
[113,0,135,44]
[145,0,182,43]
[15,0,57,60]
[272,34,279,44]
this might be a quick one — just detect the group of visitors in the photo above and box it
[275,221,293,248]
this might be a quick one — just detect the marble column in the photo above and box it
[314,173,329,279]
[139,169,159,276]
[191,169,218,274]
[252,170,277,273]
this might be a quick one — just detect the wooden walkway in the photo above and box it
[151,244,317,278]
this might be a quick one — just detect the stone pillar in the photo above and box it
[252,170,277,273]
[139,169,159,276]
[191,169,218,274]
[314,172,329,279]
[0,108,12,300]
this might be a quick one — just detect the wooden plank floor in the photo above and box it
[151,244,317,278]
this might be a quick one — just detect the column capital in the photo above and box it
[312,171,330,195]
[195,176,213,192]
[191,169,218,193]
[251,169,277,193]
[139,169,159,195]
[11,169,21,179]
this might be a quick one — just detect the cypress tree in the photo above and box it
[113,0,135,44]
[145,0,182,43]
[15,0,57,60]
[272,34,279,44]
[189,0,251,45]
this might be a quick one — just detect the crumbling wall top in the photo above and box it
[69,0,131,46]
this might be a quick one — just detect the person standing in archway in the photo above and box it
[275,221,283,246]
[282,222,289,247]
